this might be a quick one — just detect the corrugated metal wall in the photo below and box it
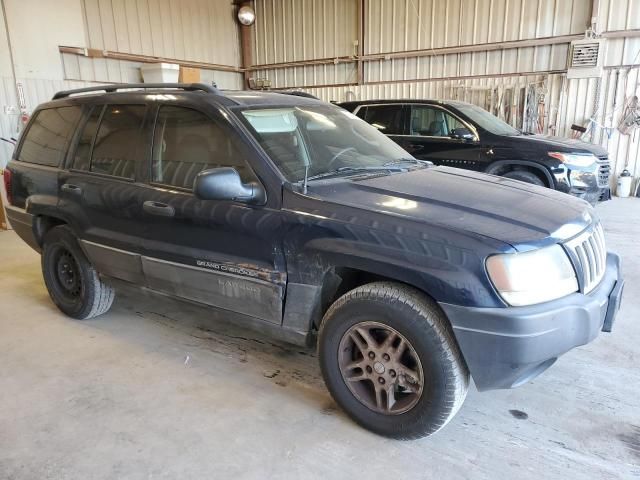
[73,0,243,86]
[364,0,587,82]
[82,0,241,67]
[250,0,640,187]
[252,0,359,88]
[0,0,243,167]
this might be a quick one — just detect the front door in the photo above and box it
[136,104,286,325]
[399,104,485,171]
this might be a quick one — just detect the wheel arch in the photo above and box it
[33,214,68,247]
[485,160,554,188]
[313,258,444,331]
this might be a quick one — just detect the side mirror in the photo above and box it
[449,128,476,141]
[194,167,266,205]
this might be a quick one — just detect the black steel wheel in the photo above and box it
[42,226,114,319]
[51,247,83,301]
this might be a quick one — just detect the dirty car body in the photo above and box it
[5,85,623,399]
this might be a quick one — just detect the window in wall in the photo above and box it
[152,106,252,190]
[18,106,82,167]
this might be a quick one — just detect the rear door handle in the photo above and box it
[143,200,175,217]
[61,183,82,195]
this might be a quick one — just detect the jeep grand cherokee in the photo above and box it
[3,84,624,439]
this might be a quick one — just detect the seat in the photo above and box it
[261,132,304,177]
[428,112,448,136]
[91,130,137,179]
[162,134,213,189]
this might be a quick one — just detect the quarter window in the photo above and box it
[152,106,252,190]
[361,105,403,135]
[409,106,466,137]
[18,107,82,167]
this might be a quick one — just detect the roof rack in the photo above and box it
[52,83,221,100]
[276,90,320,100]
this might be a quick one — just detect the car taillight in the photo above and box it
[3,169,12,206]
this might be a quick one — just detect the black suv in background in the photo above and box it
[4,84,623,439]
[339,99,611,205]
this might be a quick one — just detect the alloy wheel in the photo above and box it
[338,321,424,415]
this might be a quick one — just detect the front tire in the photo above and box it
[502,170,545,186]
[41,226,115,319]
[318,282,469,439]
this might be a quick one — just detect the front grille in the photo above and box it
[597,156,610,188]
[564,223,607,293]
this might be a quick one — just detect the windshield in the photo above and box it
[453,103,521,136]
[239,105,416,182]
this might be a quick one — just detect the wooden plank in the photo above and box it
[0,169,10,230]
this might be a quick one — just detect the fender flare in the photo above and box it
[484,160,554,188]
[26,195,72,246]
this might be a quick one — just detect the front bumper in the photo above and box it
[553,163,611,205]
[440,253,623,391]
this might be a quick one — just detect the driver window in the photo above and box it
[151,106,254,190]
[410,106,463,137]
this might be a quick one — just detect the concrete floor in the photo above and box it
[0,199,639,480]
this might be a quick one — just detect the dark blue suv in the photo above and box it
[3,84,624,439]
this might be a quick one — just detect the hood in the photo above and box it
[306,166,595,250]
[509,134,608,157]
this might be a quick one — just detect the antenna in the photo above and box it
[302,163,309,194]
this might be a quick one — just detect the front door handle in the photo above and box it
[143,200,175,217]
[61,183,82,195]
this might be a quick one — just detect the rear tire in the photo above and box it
[318,282,469,439]
[41,226,114,319]
[502,170,545,186]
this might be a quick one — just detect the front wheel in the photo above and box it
[41,226,115,319]
[318,282,469,439]
[502,170,545,186]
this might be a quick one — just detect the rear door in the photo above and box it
[135,103,286,325]
[398,104,485,171]
[58,102,152,284]
[6,105,82,250]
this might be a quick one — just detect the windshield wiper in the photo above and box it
[383,158,431,167]
[305,165,406,182]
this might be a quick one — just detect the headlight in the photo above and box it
[486,245,578,306]
[548,152,597,168]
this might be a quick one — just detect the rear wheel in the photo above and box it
[318,282,469,439]
[502,170,545,186]
[42,226,114,319]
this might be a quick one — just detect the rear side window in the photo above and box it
[354,106,367,120]
[90,105,146,179]
[151,106,252,190]
[362,105,403,135]
[18,106,81,167]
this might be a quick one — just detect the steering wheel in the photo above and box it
[327,147,357,169]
